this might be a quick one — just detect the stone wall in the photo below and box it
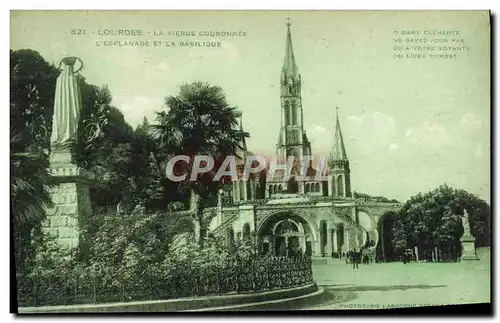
[43,150,93,251]
[43,180,91,250]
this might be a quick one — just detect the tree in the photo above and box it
[10,49,59,151]
[10,50,59,272]
[397,184,491,261]
[153,81,248,245]
[391,219,407,256]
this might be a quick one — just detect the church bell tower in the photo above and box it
[328,107,351,197]
[276,19,308,162]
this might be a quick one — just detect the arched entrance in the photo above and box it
[273,219,301,256]
[257,211,317,256]
[376,211,399,262]
[356,211,378,248]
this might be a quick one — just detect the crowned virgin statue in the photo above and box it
[50,56,84,149]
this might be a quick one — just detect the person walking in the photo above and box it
[352,249,359,269]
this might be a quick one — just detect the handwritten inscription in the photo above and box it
[392,29,469,60]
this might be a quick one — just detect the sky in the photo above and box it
[10,10,490,203]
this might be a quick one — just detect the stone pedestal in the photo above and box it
[460,236,479,261]
[43,150,92,250]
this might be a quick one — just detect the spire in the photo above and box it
[238,115,247,152]
[332,106,348,160]
[235,114,247,165]
[282,18,299,79]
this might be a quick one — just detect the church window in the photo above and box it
[291,101,297,125]
[284,102,291,124]
[337,175,344,197]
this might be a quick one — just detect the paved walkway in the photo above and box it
[293,258,490,310]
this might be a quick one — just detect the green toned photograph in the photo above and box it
[10,10,491,313]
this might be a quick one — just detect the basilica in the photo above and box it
[209,21,400,261]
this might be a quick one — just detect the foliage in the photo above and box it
[10,50,58,229]
[10,49,59,151]
[389,184,491,261]
[18,219,313,307]
[10,50,60,275]
[152,81,249,244]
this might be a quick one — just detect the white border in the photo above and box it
[3,1,498,322]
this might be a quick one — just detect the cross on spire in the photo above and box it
[282,17,299,78]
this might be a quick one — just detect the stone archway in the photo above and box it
[376,211,400,262]
[356,211,378,248]
[257,210,318,256]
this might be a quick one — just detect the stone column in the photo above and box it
[314,240,322,256]
[193,219,201,242]
[43,57,93,251]
[325,225,331,256]
[332,228,338,255]
[242,180,248,201]
[327,176,333,196]
[216,189,223,226]
[300,236,306,252]
[299,181,305,194]
[380,224,386,261]
[234,181,240,202]
[250,181,255,200]
[43,152,92,250]
[414,246,419,261]
[344,227,350,251]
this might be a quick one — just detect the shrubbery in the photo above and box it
[17,213,312,307]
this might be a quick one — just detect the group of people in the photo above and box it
[345,248,372,269]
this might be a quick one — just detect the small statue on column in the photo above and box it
[460,208,479,261]
[461,209,472,238]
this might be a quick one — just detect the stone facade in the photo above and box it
[211,196,399,258]
[43,150,92,250]
[210,21,401,258]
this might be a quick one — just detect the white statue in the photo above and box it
[462,209,471,236]
[50,57,84,149]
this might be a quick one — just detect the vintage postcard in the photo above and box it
[10,10,491,313]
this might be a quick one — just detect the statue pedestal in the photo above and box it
[460,235,479,261]
[43,150,92,250]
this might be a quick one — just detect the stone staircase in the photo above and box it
[311,257,350,265]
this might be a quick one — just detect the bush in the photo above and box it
[17,226,313,307]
